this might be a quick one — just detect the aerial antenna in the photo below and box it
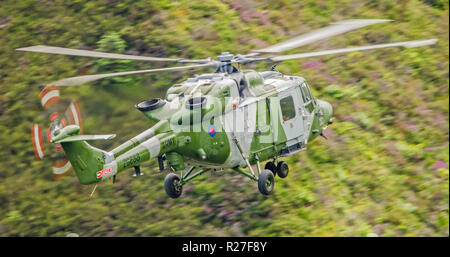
[89,183,98,199]
[270,64,278,71]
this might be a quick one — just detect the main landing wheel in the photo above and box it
[276,161,289,178]
[164,173,183,198]
[264,161,277,177]
[258,169,275,195]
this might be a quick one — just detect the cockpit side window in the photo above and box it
[300,82,313,102]
[305,82,314,100]
[300,82,315,113]
[300,84,309,103]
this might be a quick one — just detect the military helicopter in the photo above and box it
[17,19,437,198]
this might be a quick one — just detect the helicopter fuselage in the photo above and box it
[52,69,332,188]
[131,69,333,171]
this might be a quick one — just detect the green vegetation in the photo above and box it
[0,0,448,236]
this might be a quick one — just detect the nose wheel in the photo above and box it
[258,170,275,195]
[164,173,183,198]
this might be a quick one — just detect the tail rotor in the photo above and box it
[31,85,84,179]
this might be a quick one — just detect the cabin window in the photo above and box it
[280,95,296,121]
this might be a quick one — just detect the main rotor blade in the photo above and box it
[269,39,438,62]
[17,45,208,63]
[254,19,392,53]
[46,62,218,86]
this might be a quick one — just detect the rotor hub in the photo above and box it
[217,52,234,62]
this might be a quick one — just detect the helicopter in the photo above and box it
[17,19,437,198]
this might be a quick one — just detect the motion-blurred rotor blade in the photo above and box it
[269,39,438,62]
[47,62,218,86]
[17,45,208,63]
[240,53,261,58]
[254,19,392,53]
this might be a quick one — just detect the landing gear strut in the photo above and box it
[164,167,209,198]
[163,161,287,198]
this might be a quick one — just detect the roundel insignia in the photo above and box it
[208,124,216,137]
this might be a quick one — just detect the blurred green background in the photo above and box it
[0,0,448,236]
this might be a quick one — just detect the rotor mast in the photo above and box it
[216,52,239,73]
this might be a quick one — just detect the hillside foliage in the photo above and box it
[0,0,448,236]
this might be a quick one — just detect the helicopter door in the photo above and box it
[279,88,304,142]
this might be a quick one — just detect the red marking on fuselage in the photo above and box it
[96,167,112,178]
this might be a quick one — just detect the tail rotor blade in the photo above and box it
[39,85,60,110]
[52,157,73,179]
[31,123,45,160]
[65,100,83,134]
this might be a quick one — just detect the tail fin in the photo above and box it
[52,125,116,185]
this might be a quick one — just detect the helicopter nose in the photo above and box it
[317,100,333,124]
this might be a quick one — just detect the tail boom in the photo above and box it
[53,125,177,185]
[99,133,177,181]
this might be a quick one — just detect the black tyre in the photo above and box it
[276,161,289,178]
[258,169,275,195]
[164,173,183,198]
[264,161,277,176]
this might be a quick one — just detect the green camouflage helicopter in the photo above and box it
[18,19,437,198]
